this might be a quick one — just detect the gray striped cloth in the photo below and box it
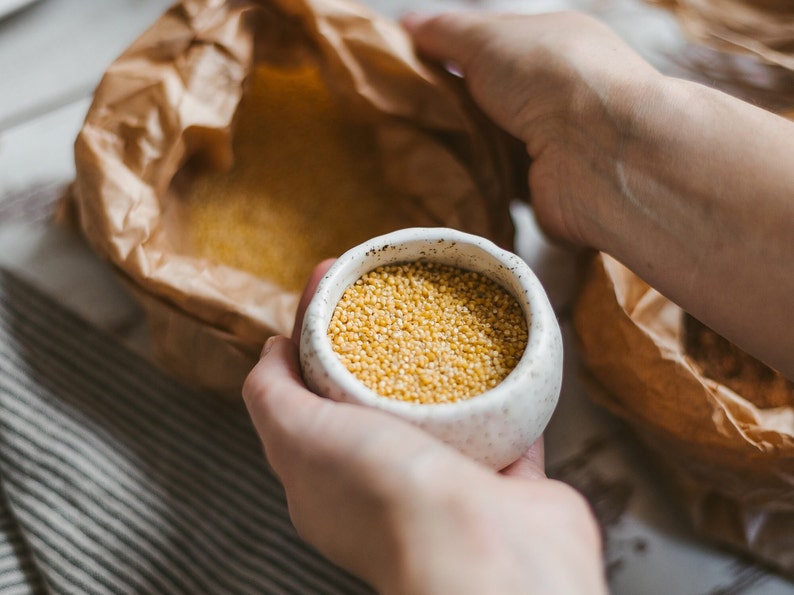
[0,270,372,594]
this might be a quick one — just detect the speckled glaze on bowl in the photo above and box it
[299,227,563,469]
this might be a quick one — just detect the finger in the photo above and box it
[500,438,546,480]
[401,11,490,74]
[292,259,336,344]
[243,335,447,483]
[242,336,324,456]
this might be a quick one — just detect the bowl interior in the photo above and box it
[320,237,530,331]
[304,228,547,415]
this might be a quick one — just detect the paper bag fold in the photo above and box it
[69,0,524,397]
[575,253,794,575]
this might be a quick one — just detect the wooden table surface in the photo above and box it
[1,0,792,593]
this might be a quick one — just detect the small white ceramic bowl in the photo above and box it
[299,227,563,469]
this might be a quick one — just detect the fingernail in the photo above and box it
[262,336,278,357]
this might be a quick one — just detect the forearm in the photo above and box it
[404,11,793,375]
[588,77,794,378]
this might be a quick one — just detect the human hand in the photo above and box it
[243,262,606,595]
[402,11,661,250]
[404,11,794,378]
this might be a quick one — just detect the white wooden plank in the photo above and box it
[366,0,688,74]
[0,221,150,352]
[0,0,39,20]
[0,100,147,354]
[0,0,687,131]
[0,97,88,195]
[0,0,173,130]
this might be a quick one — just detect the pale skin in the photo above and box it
[245,264,605,595]
[243,10,794,595]
[402,12,794,379]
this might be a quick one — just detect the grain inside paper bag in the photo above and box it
[69,0,524,397]
[185,63,411,292]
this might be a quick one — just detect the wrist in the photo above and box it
[569,71,671,253]
[382,471,607,595]
[522,52,668,252]
[378,463,496,594]
[587,74,742,261]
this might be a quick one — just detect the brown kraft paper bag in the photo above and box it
[68,0,525,397]
[574,253,794,575]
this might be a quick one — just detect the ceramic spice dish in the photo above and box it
[299,227,563,469]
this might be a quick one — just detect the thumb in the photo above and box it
[401,11,491,73]
[243,336,319,445]
[292,259,336,344]
[500,438,546,480]
[400,11,535,142]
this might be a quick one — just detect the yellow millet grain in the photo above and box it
[328,261,528,404]
[184,62,410,292]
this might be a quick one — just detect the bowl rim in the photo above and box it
[299,226,561,421]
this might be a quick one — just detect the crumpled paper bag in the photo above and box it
[650,0,794,114]
[67,0,524,397]
[651,0,794,69]
[574,253,794,574]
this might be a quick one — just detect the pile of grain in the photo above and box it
[186,62,410,292]
[329,261,528,404]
